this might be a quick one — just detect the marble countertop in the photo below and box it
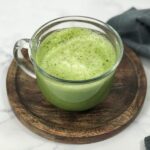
[0,0,150,149]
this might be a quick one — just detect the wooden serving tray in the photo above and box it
[6,46,147,144]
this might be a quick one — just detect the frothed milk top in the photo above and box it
[36,28,116,80]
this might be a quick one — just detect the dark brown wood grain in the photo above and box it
[6,46,147,144]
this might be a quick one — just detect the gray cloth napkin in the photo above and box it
[107,7,150,58]
[145,136,150,150]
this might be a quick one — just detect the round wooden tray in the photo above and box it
[7,46,147,144]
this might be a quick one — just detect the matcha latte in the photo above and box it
[33,27,117,111]
[13,17,123,111]
[36,28,116,81]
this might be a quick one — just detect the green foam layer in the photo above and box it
[36,28,116,80]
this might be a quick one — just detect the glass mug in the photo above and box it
[13,16,123,111]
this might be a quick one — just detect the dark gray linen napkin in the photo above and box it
[145,136,150,150]
[107,7,150,58]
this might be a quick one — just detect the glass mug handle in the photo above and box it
[13,39,36,79]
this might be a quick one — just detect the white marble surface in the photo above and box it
[0,0,150,149]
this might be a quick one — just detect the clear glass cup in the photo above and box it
[13,16,124,111]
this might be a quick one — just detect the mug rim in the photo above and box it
[30,16,124,84]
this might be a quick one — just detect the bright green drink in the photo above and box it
[35,27,116,111]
